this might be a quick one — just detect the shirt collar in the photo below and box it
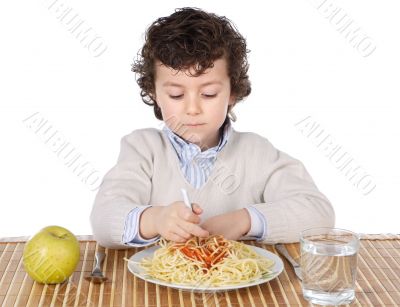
[162,118,232,158]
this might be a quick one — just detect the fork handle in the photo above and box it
[275,244,300,268]
[94,252,106,271]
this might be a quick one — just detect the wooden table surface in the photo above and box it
[1,234,400,307]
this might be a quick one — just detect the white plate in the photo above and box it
[127,244,284,292]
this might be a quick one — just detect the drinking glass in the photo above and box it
[300,227,360,305]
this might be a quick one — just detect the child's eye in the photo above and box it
[203,94,217,98]
[169,95,183,100]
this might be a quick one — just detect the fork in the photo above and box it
[275,244,302,281]
[84,251,108,283]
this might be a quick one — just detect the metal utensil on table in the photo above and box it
[275,244,302,281]
[85,251,108,283]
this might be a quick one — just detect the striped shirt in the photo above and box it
[122,120,267,246]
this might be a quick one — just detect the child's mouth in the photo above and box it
[185,123,205,127]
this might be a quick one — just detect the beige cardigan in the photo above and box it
[90,128,335,249]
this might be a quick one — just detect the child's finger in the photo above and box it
[166,232,187,243]
[181,220,209,238]
[191,203,203,214]
[179,207,201,224]
[173,225,192,240]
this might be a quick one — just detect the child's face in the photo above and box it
[154,58,235,150]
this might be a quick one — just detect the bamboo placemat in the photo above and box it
[1,235,400,307]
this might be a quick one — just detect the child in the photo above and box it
[90,7,335,249]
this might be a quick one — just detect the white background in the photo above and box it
[1,0,399,238]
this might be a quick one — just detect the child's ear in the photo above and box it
[228,95,236,107]
[150,92,158,105]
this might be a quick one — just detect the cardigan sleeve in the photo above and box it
[251,145,335,244]
[122,206,161,246]
[90,131,154,249]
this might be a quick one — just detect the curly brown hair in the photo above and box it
[131,7,251,121]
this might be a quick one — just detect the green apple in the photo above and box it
[23,225,80,284]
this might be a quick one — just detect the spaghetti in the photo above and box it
[134,235,275,287]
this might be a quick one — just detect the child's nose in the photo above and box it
[185,95,201,115]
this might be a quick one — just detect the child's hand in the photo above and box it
[201,209,251,240]
[154,201,209,243]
